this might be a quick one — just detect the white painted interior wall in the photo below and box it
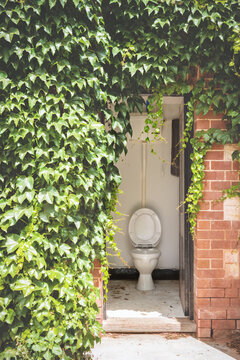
[108,97,184,270]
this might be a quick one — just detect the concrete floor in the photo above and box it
[90,334,239,360]
[106,280,184,318]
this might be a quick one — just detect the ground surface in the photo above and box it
[106,280,184,318]
[90,333,240,360]
[203,331,240,360]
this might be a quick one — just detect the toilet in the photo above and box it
[128,208,161,291]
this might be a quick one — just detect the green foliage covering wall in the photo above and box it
[0,1,125,358]
[103,0,240,233]
[0,0,239,359]
[104,0,240,141]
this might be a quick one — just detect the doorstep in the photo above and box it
[103,317,196,333]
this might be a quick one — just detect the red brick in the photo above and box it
[225,231,239,240]
[198,289,224,298]
[233,161,240,171]
[232,221,240,230]
[203,182,211,191]
[93,259,101,268]
[197,230,225,240]
[197,328,211,338]
[195,240,210,249]
[230,297,240,307]
[211,161,232,171]
[211,241,233,249]
[211,181,231,191]
[93,279,100,287]
[211,144,224,150]
[205,151,224,160]
[197,259,210,268]
[196,269,225,278]
[196,249,223,259]
[195,298,211,307]
[204,161,210,170]
[237,320,240,329]
[232,181,240,187]
[211,298,230,307]
[210,120,227,130]
[204,171,225,180]
[197,220,211,229]
[231,298,240,306]
[92,268,102,277]
[232,279,240,288]
[211,279,229,288]
[195,278,211,288]
[226,171,240,181]
[198,309,226,319]
[211,202,223,211]
[232,161,240,171]
[211,259,223,268]
[212,320,236,329]
[198,320,211,328]
[225,288,239,298]
[197,111,224,119]
[201,70,214,79]
[195,119,210,130]
[203,191,222,201]
[211,221,231,230]
[198,211,223,220]
[199,201,210,210]
[227,308,240,319]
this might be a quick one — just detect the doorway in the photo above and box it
[104,96,194,331]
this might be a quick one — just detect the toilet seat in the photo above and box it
[129,208,161,248]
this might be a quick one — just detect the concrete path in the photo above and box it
[90,334,238,360]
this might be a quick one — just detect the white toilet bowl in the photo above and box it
[131,248,161,291]
[129,208,161,291]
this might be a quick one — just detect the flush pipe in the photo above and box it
[142,141,147,208]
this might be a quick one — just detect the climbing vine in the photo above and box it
[0,0,239,359]
[0,1,127,359]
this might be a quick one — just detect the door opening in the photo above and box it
[104,95,194,331]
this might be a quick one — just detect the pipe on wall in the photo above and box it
[142,142,147,208]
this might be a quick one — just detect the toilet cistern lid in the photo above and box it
[128,208,161,247]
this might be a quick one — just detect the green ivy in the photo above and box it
[104,0,239,236]
[0,1,126,358]
[0,0,240,358]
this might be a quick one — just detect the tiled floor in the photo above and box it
[106,280,185,318]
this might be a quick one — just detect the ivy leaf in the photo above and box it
[48,270,64,283]
[49,0,57,9]
[232,150,239,161]
[5,309,15,324]
[52,345,62,356]
[112,47,120,56]
[43,350,52,360]
[5,234,20,253]
[59,0,67,8]
[0,310,8,322]
[58,244,71,256]
[16,177,34,193]
[11,279,34,297]
[8,263,18,278]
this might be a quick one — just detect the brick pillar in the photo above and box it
[194,111,240,337]
[92,259,104,324]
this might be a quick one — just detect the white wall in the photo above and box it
[108,98,184,270]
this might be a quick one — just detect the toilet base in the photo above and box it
[136,274,155,291]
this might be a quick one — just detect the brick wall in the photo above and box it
[92,75,240,335]
[194,111,240,337]
[92,259,104,324]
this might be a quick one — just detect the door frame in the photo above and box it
[179,93,194,319]
[104,94,194,320]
